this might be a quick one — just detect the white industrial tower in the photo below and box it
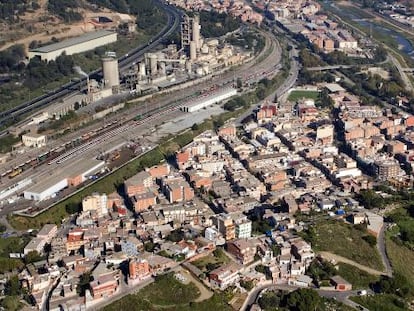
[181,14,202,60]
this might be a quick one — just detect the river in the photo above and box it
[328,2,414,59]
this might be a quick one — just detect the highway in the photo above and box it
[0,0,181,129]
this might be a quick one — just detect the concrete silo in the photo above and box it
[102,56,120,91]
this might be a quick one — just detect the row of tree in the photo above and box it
[199,11,241,38]
[48,0,83,23]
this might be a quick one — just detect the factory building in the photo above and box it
[180,88,238,113]
[24,159,105,201]
[22,133,47,148]
[24,176,68,201]
[28,30,117,62]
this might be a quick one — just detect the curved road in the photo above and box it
[377,224,393,277]
[318,251,385,276]
[242,283,370,311]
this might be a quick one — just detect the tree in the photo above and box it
[240,280,254,290]
[1,296,21,311]
[316,89,334,109]
[77,272,93,296]
[65,202,81,214]
[357,190,385,209]
[286,288,321,311]
[362,235,377,246]
[25,251,43,264]
[256,87,266,100]
[144,241,157,252]
[377,273,412,298]
[258,291,285,309]
[5,275,21,296]
[191,123,199,131]
[166,229,185,242]
[255,264,266,274]
[306,259,336,282]
[236,78,243,89]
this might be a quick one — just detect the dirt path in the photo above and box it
[318,251,386,276]
[179,267,213,302]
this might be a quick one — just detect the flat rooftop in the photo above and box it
[67,158,105,178]
[185,87,237,107]
[25,173,67,194]
[30,30,116,53]
[25,158,105,194]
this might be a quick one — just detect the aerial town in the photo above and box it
[0,0,414,311]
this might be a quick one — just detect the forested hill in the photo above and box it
[86,0,166,32]
[0,0,40,21]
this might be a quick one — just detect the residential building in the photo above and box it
[227,239,258,265]
[209,263,241,290]
[129,258,151,282]
[89,272,119,299]
[375,158,403,181]
[66,229,85,254]
[37,224,58,243]
[131,191,157,212]
[125,171,153,196]
[213,214,235,240]
[24,238,46,255]
[234,217,252,239]
[82,193,108,216]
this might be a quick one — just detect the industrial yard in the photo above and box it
[0,12,282,218]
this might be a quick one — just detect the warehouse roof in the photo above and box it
[30,30,116,53]
[67,158,105,178]
[25,173,67,195]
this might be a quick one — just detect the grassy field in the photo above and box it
[287,90,319,102]
[0,236,30,257]
[337,263,379,289]
[0,236,29,273]
[385,234,414,290]
[103,273,233,311]
[350,294,408,311]
[308,221,384,270]
[191,248,230,273]
[0,135,21,153]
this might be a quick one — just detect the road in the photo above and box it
[377,224,393,277]
[318,251,385,276]
[242,283,370,311]
[388,53,414,92]
[0,0,181,128]
[236,34,300,125]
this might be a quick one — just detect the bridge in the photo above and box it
[306,65,354,71]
